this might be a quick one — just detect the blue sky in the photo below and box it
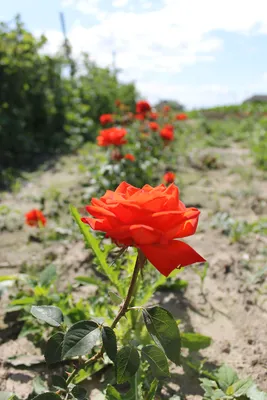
[2,0,267,109]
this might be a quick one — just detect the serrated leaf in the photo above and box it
[211,389,227,399]
[216,365,239,391]
[39,264,57,287]
[109,291,123,305]
[31,306,63,327]
[143,306,180,364]
[51,375,67,391]
[71,386,87,400]
[230,379,253,397]
[142,345,170,380]
[181,332,212,351]
[116,346,140,384]
[200,378,218,397]
[33,376,48,394]
[45,332,64,365]
[32,393,61,400]
[102,326,117,362]
[62,320,101,359]
[70,205,120,290]
[105,385,122,400]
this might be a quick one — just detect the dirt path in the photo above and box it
[0,144,267,398]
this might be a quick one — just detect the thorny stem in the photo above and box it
[65,249,146,387]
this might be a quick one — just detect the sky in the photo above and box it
[2,0,267,109]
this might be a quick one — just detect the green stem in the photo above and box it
[66,249,146,387]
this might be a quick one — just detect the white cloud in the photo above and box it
[52,0,267,107]
[112,0,129,7]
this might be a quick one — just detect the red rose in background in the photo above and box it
[160,127,174,141]
[135,114,145,121]
[149,122,159,131]
[97,127,127,147]
[124,154,135,161]
[82,182,205,276]
[175,113,188,121]
[164,124,174,132]
[25,209,46,227]
[136,100,151,114]
[150,112,158,120]
[164,171,176,184]
[163,105,171,113]
[100,114,113,125]
[115,99,121,107]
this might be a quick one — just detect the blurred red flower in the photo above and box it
[175,113,188,121]
[160,126,174,141]
[82,182,205,276]
[99,114,113,125]
[163,105,171,113]
[115,99,121,107]
[150,112,158,120]
[149,122,159,131]
[124,154,135,161]
[25,209,46,227]
[136,100,151,114]
[135,113,146,121]
[164,171,176,184]
[97,127,127,146]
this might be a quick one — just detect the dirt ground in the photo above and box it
[0,144,267,399]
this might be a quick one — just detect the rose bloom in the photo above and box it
[136,100,151,114]
[164,171,176,184]
[149,122,159,131]
[175,113,188,121]
[163,105,171,113]
[124,153,135,162]
[150,112,158,120]
[81,182,205,276]
[25,209,46,227]
[160,127,174,141]
[135,113,146,121]
[97,127,127,146]
[99,114,113,125]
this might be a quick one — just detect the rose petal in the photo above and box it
[139,240,205,276]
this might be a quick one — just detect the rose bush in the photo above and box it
[82,181,205,276]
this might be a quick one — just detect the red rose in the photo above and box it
[97,127,127,147]
[135,113,145,121]
[100,114,113,125]
[124,153,135,161]
[150,112,158,120]
[163,105,171,113]
[160,127,174,141]
[25,209,46,227]
[115,99,121,107]
[175,113,188,121]
[81,182,205,276]
[164,171,175,184]
[149,122,159,131]
[136,100,151,114]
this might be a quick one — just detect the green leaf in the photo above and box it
[0,393,19,400]
[247,384,267,400]
[102,326,117,362]
[211,389,227,399]
[144,378,158,400]
[75,276,104,288]
[228,379,253,397]
[156,279,188,292]
[45,332,64,365]
[11,297,34,305]
[62,320,101,359]
[141,345,170,380]
[200,378,218,398]
[71,386,87,400]
[51,375,67,391]
[216,365,239,391]
[32,393,61,400]
[181,332,212,351]
[0,276,17,282]
[142,306,181,365]
[39,264,57,287]
[116,346,140,384]
[105,385,121,400]
[70,205,120,290]
[31,306,63,327]
[109,291,123,305]
[33,376,48,394]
